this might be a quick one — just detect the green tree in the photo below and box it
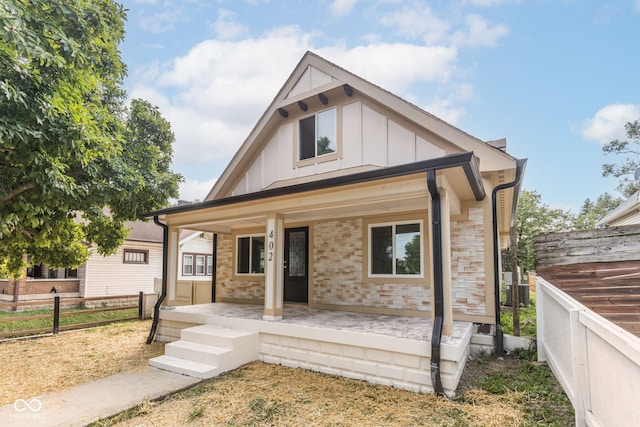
[602,118,640,197]
[572,193,622,230]
[0,1,181,277]
[511,190,573,276]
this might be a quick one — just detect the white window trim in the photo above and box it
[236,234,266,276]
[367,220,424,278]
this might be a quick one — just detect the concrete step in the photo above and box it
[181,324,258,350]
[165,340,231,365]
[149,324,260,380]
[149,355,219,379]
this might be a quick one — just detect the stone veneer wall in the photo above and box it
[450,206,486,316]
[313,219,431,312]
[215,234,264,301]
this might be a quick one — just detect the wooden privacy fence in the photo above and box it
[0,293,145,339]
[534,224,640,337]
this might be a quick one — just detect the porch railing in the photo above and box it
[537,276,640,427]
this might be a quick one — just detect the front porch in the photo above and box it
[152,303,479,396]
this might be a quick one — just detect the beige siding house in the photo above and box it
[81,221,164,298]
[145,52,526,395]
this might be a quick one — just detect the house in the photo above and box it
[78,222,215,298]
[1,220,213,303]
[144,52,526,395]
[596,190,640,227]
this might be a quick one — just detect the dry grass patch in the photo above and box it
[0,320,164,405]
[97,362,524,427]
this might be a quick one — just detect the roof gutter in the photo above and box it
[146,215,168,344]
[491,159,527,355]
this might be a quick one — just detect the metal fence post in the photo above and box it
[138,291,144,320]
[53,296,60,334]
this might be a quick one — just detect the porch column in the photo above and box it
[440,188,454,336]
[166,225,180,304]
[263,213,284,320]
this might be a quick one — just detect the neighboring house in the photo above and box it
[80,220,164,297]
[596,190,640,227]
[3,219,212,301]
[144,52,526,394]
[178,230,215,281]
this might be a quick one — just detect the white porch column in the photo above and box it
[440,188,454,336]
[263,213,284,320]
[166,225,180,304]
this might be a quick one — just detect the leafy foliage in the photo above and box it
[602,119,640,196]
[572,192,622,230]
[0,1,181,277]
[511,190,574,275]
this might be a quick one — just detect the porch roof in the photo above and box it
[144,152,484,227]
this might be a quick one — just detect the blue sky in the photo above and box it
[119,0,640,212]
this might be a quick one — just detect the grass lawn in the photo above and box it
[1,309,574,426]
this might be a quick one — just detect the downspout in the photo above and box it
[427,169,445,395]
[491,159,527,355]
[146,215,168,344]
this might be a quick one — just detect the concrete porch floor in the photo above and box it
[157,302,472,344]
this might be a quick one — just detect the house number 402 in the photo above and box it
[268,230,274,262]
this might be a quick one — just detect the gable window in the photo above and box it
[369,221,422,276]
[124,249,149,264]
[299,107,336,160]
[237,235,265,275]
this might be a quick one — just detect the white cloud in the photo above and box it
[318,43,458,93]
[453,15,509,47]
[211,8,248,40]
[464,0,517,6]
[380,4,451,44]
[580,104,640,145]
[330,0,360,18]
[179,178,217,202]
[138,4,190,34]
[635,0,640,12]
[380,5,508,48]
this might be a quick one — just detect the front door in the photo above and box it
[284,227,308,303]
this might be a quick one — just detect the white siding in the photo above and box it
[83,242,161,297]
[362,105,387,166]
[288,66,334,98]
[388,119,415,166]
[178,233,214,281]
[233,99,454,195]
[341,102,363,169]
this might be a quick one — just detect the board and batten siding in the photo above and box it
[82,242,162,297]
[232,101,448,196]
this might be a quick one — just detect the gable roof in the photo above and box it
[205,51,516,201]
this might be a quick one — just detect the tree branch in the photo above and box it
[1,182,36,203]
